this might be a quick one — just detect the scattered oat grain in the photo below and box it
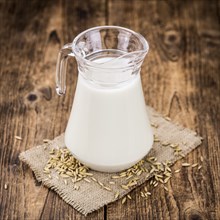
[151,123,159,128]
[98,181,104,187]
[114,192,119,199]
[84,178,91,183]
[122,197,127,204]
[74,185,80,190]
[91,177,97,182]
[192,163,198,168]
[165,116,171,121]
[104,186,112,191]
[121,185,129,190]
[180,153,185,158]
[154,138,160,142]
[182,163,191,167]
[163,186,168,191]
[43,139,50,143]
[15,136,22,140]
[111,176,120,179]
[85,172,93,176]
[109,181,115,185]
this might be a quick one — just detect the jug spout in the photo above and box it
[96,50,148,73]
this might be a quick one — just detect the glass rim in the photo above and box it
[71,25,149,69]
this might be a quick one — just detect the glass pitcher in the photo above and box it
[56,26,153,172]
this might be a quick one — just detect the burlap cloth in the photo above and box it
[19,106,202,216]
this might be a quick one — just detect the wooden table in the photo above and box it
[0,0,219,219]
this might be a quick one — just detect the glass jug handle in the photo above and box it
[56,43,74,95]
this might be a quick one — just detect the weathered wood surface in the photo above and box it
[0,0,219,219]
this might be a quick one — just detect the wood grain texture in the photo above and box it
[0,0,219,219]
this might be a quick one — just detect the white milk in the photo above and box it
[65,57,153,172]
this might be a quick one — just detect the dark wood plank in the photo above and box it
[107,0,220,219]
[0,0,105,219]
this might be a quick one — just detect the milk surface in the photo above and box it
[65,57,153,172]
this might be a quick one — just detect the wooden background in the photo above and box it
[0,0,219,219]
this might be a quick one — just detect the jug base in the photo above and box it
[67,149,152,173]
